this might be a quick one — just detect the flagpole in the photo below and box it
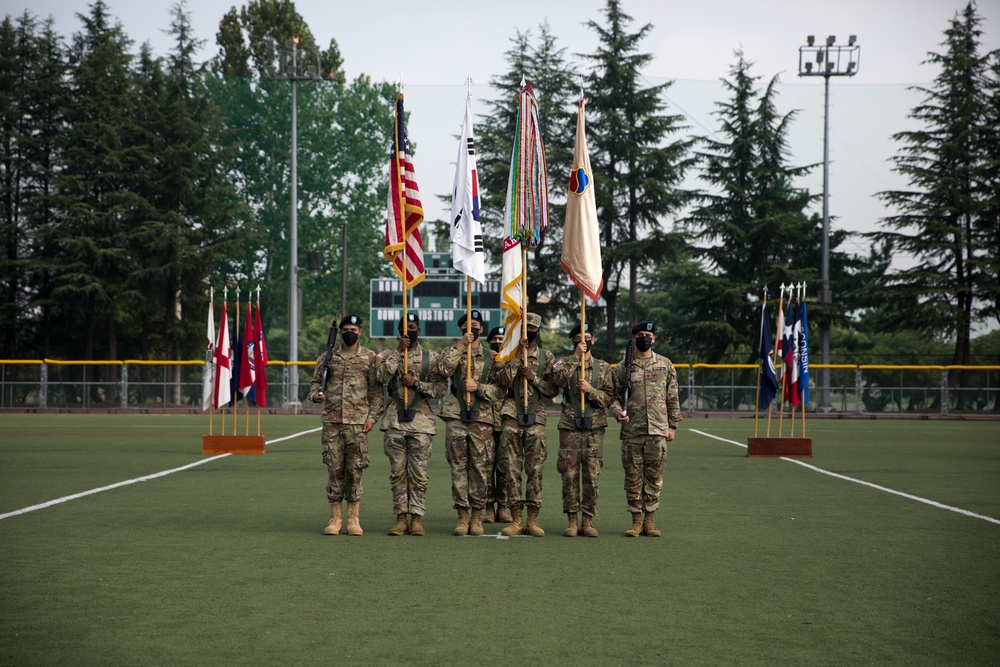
[244,301,251,436]
[394,90,410,408]
[799,282,807,438]
[221,286,228,436]
[754,288,766,438]
[465,275,473,412]
[234,286,241,435]
[579,290,586,418]
[208,286,214,436]
[788,283,801,437]
[774,283,786,438]
[521,243,529,413]
[256,285,262,437]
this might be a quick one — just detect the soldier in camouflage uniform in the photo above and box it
[436,310,506,536]
[496,312,558,538]
[483,325,512,524]
[372,313,447,536]
[308,314,382,537]
[550,322,616,537]
[611,320,681,537]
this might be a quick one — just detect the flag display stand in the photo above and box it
[746,437,812,458]
[202,434,266,455]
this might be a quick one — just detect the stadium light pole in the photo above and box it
[263,36,321,405]
[798,34,859,412]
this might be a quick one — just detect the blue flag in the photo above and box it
[758,302,779,410]
[799,298,810,405]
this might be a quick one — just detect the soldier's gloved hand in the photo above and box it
[362,420,374,433]
[312,392,325,403]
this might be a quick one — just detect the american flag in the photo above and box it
[384,93,425,288]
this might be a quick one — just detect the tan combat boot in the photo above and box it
[388,513,408,536]
[625,512,643,537]
[469,508,484,536]
[346,501,363,536]
[484,505,495,523]
[496,505,512,523]
[524,506,545,537]
[580,514,599,538]
[562,513,578,537]
[324,502,342,535]
[642,510,661,537]
[453,508,470,536]
[501,506,523,536]
[409,514,425,536]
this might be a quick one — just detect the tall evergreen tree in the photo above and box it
[55,0,141,367]
[870,2,997,405]
[584,0,694,352]
[475,22,579,324]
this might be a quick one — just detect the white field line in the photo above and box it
[0,427,321,521]
[689,428,1000,527]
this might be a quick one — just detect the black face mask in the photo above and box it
[574,339,593,352]
[635,336,652,352]
[341,331,359,346]
[407,331,419,345]
[489,342,501,352]
[526,330,538,344]
[471,328,481,341]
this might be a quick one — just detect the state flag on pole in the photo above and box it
[450,94,486,284]
[782,300,800,407]
[758,301,779,410]
[239,302,255,399]
[384,93,426,288]
[252,302,269,407]
[201,297,215,411]
[799,298,810,406]
[561,96,603,302]
[213,303,232,409]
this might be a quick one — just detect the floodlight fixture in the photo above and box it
[826,35,835,46]
[848,34,857,45]
[807,35,815,46]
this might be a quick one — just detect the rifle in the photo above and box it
[621,331,634,417]
[318,313,340,398]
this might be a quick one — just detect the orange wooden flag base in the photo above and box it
[747,437,812,458]
[202,435,266,455]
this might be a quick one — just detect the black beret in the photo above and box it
[568,322,593,339]
[397,312,419,330]
[632,321,655,335]
[339,314,362,328]
[457,309,485,328]
[487,326,505,339]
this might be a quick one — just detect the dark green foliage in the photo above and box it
[583,0,694,352]
[869,2,998,405]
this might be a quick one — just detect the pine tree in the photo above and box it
[871,2,996,406]
[583,0,694,352]
[648,52,857,378]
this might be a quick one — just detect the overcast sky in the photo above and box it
[6,0,1000,265]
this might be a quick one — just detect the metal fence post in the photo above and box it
[941,369,948,417]
[40,362,48,410]
[121,365,128,410]
[855,367,862,415]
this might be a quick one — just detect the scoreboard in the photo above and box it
[369,278,503,339]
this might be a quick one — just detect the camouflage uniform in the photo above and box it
[308,345,382,503]
[372,343,446,517]
[436,342,506,511]
[551,356,616,517]
[496,345,558,510]
[611,352,682,513]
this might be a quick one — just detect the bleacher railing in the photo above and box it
[0,360,997,416]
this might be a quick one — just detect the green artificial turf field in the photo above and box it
[1,414,998,665]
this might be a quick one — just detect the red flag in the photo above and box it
[239,302,255,397]
[383,93,425,288]
[252,302,269,407]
